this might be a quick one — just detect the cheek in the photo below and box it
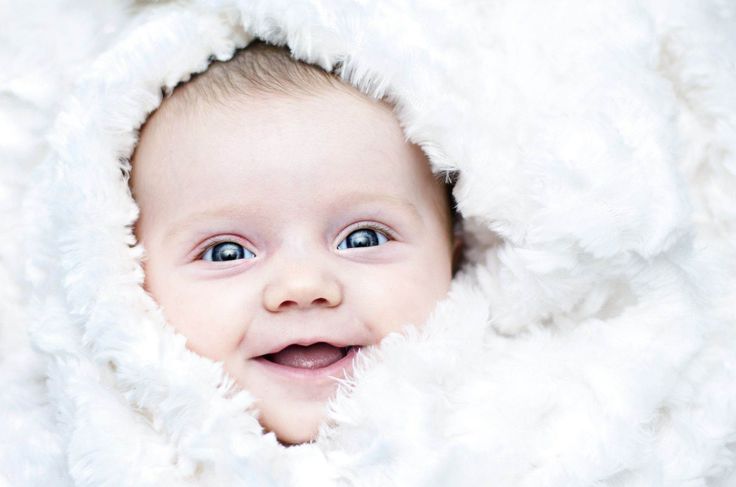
[356,246,453,338]
[143,260,252,360]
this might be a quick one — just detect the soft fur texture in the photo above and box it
[2,0,736,485]
[0,1,132,484]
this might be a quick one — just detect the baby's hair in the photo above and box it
[171,40,347,105]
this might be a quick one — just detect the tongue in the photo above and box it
[267,343,346,369]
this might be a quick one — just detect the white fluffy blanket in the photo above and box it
[1,0,735,485]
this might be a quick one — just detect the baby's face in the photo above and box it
[131,83,455,444]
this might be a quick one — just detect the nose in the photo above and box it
[262,263,343,312]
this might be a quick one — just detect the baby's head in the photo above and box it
[130,41,462,444]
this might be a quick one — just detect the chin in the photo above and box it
[271,424,319,446]
[260,406,324,446]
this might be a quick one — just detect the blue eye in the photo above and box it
[337,228,389,250]
[202,242,256,262]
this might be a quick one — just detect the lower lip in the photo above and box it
[252,345,362,380]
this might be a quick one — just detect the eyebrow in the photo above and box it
[164,192,422,241]
[333,191,422,219]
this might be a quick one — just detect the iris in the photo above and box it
[203,242,256,262]
[337,228,388,250]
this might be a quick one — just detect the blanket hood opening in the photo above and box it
[25,4,497,482]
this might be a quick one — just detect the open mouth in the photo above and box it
[261,342,358,370]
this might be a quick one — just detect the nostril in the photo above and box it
[279,298,328,309]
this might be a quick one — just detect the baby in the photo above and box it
[130,41,462,445]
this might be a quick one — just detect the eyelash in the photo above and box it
[339,222,395,246]
[197,236,253,261]
[196,222,395,260]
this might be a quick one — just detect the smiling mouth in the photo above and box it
[262,342,356,370]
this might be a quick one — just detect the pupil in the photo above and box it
[213,242,243,261]
[348,229,379,248]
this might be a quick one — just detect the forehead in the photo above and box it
[130,84,445,223]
